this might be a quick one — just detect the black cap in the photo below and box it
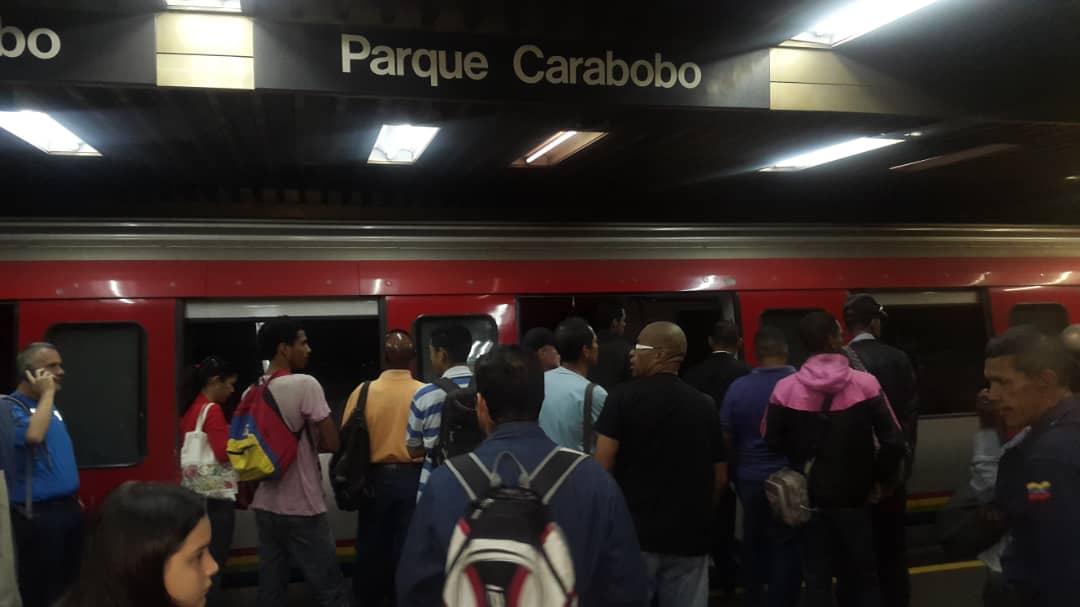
[522,327,556,351]
[843,294,887,328]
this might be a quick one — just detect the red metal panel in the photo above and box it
[987,287,1080,334]
[206,261,359,297]
[18,299,177,510]
[385,295,518,345]
[0,261,205,300]
[738,290,849,365]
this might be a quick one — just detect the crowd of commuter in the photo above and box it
[1,297,1080,607]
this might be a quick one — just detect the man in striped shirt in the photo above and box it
[406,325,474,501]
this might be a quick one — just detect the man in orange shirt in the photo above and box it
[343,330,425,607]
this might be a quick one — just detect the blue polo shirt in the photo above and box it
[397,422,647,606]
[539,367,608,452]
[5,392,80,504]
[720,366,796,482]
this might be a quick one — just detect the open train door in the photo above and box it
[385,295,518,382]
[18,298,177,510]
[987,286,1080,336]
[738,290,849,366]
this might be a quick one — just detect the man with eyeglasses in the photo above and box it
[595,322,726,607]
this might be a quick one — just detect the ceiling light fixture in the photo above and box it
[163,0,242,12]
[512,130,607,167]
[367,124,439,165]
[1066,175,1080,181]
[791,0,939,47]
[0,110,101,157]
[760,137,902,172]
[905,131,923,137]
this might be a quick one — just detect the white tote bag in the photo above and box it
[181,403,238,501]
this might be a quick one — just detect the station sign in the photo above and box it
[255,22,770,109]
[0,10,155,86]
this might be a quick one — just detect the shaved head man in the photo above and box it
[342,329,425,606]
[594,321,727,607]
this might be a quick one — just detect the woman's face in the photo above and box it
[207,374,237,404]
[163,516,218,607]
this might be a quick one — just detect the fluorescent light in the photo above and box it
[760,137,901,172]
[905,131,923,138]
[512,130,607,168]
[367,124,439,165]
[0,111,101,157]
[1067,175,1080,181]
[164,0,242,11]
[791,0,939,47]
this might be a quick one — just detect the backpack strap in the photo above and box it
[445,453,494,502]
[345,382,370,427]
[262,382,302,441]
[582,382,596,455]
[528,447,589,505]
[432,377,460,398]
[2,395,33,518]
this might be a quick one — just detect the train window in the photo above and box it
[0,304,15,395]
[1009,303,1069,336]
[414,315,498,383]
[760,308,824,368]
[46,323,145,468]
[868,291,989,416]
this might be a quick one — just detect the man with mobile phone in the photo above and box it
[4,342,82,607]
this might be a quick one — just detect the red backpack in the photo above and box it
[227,370,305,482]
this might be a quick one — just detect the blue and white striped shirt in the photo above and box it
[405,365,472,502]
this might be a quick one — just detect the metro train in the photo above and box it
[4,220,1080,577]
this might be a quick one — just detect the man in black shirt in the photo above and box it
[682,319,749,596]
[589,302,632,390]
[595,321,726,607]
[842,294,917,607]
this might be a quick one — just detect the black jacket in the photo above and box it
[682,351,751,413]
[848,338,919,456]
[589,331,632,391]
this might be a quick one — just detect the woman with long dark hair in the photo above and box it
[178,356,238,606]
[61,482,218,607]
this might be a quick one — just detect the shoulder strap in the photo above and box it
[346,382,371,426]
[445,453,494,502]
[582,383,596,454]
[843,345,868,372]
[195,402,216,432]
[261,382,302,441]
[2,395,33,518]
[433,377,460,397]
[529,448,589,505]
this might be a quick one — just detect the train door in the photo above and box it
[385,295,517,381]
[18,298,177,510]
[987,286,1080,335]
[737,290,848,366]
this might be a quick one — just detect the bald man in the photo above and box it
[1062,325,1080,393]
[342,330,425,607]
[595,322,727,607]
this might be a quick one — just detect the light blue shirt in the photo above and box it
[539,367,608,452]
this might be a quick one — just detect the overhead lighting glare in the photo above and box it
[791,0,939,47]
[0,110,101,157]
[1066,175,1080,181]
[367,124,439,165]
[905,131,923,138]
[760,137,901,172]
[163,0,242,11]
[512,130,607,167]
[890,144,1018,172]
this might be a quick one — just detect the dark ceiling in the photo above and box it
[3,0,1080,224]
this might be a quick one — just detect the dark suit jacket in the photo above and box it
[682,351,751,413]
[848,338,919,457]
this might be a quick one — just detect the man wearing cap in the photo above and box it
[842,294,918,607]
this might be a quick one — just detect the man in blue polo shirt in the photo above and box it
[398,345,647,606]
[5,342,82,607]
[720,327,802,607]
[540,317,607,453]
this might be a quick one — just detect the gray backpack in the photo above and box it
[764,393,835,527]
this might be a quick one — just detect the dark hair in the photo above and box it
[522,327,556,352]
[554,317,595,363]
[475,345,544,424]
[754,326,789,360]
[430,325,473,364]
[180,355,237,411]
[594,302,626,331]
[710,320,741,348]
[61,482,206,607]
[799,311,841,354]
[986,325,1072,388]
[257,317,303,361]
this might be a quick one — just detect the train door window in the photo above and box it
[1009,303,1069,336]
[183,299,381,423]
[862,291,989,415]
[46,323,145,468]
[760,308,824,368]
[0,304,15,395]
[414,315,498,383]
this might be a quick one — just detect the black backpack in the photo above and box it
[433,378,484,468]
[330,382,374,511]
